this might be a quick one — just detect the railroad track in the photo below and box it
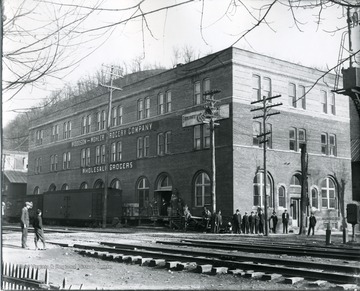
[2,226,76,234]
[48,240,360,286]
[155,239,360,261]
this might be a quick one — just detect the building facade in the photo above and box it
[27,47,353,230]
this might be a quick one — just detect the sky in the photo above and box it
[2,0,350,126]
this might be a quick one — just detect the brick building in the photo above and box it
[27,47,354,230]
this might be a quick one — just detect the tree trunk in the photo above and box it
[299,144,308,235]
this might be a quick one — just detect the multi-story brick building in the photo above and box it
[27,47,354,230]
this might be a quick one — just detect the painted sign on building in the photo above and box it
[71,134,105,147]
[81,161,135,174]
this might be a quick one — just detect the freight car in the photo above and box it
[4,189,122,227]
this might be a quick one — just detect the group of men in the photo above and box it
[20,201,46,250]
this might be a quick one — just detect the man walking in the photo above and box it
[232,209,241,234]
[307,213,317,236]
[33,209,46,250]
[282,209,289,234]
[21,202,33,248]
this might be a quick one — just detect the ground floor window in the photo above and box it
[33,186,40,195]
[49,183,56,191]
[138,177,149,209]
[110,179,121,189]
[80,182,88,189]
[253,172,273,208]
[321,177,337,209]
[194,172,211,207]
[278,186,286,208]
[94,179,104,189]
[311,187,319,209]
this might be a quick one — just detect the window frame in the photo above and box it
[194,172,211,207]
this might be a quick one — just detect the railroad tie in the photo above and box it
[228,269,245,276]
[196,264,213,273]
[149,259,166,267]
[244,271,265,279]
[136,257,153,266]
[176,262,197,271]
[308,280,327,287]
[111,254,125,262]
[125,256,142,264]
[334,284,360,290]
[211,267,228,275]
[284,277,304,284]
[262,273,282,281]
[165,261,181,269]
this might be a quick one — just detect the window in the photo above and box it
[33,186,40,195]
[329,134,337,156]
[289,128,297,151]
[311,188,318,209]
[137,99,144,120]
[203,78,210,95]
[144,136,150,157]
[253,172,273,207]
[94,179,104,189]
[194,172,211,207]
[50,155,58,171]
[111,142,116,162]
[278,186,286,208]
[166,91,172,113]
[81,116,86,134]
[49,184,56,191]
[67,152,71,169]
[321,90,327,113]
[253,122,261,147]
[63,153,67,169]
[112,107,117,126]
[263,77,271,99]
[118,105,123,125]
[298,129,306,149]
[35,158,42,174]
[289,83,296,108]
[321,177,336,209]
[194,125,201,150]
[157,133,164,155]
[321,133,328,155]
[110,179,121,189]
[36,130,43,145]
[137,177,149,210]
[158,93,164,115]
[145,97,150,118]
[252,75,261,101]
[81,149,86,167]
[86,148,91,166]
[165,131,171,154]
[117,141,122,161]
[95,146,100,164]
[203,124,211,149]
[52,124,59,141]
[63,121,71,139]
[299,85,306,109]
[86,115,91,133]
[194,81,201,105]
[101,145,105,163]
[80,182,88,189]
[96,112,101,131]
[137,137,143,158]
[101,110,106,129]
[330,92,336,115]
[61,184,69,190]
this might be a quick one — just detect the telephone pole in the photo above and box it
[100,66,122,228]
[251,94,282,236]
[203,89,221,214]
[299,143,309,235]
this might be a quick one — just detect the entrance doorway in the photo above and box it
[290,198,300,227]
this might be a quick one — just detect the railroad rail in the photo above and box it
[155,239,360,261]
[47,240,360,285]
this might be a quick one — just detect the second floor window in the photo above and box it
[63,152,71,169]
[321,90,327,113]
[101,145,105,163]
[157,133,164,155]
[111,142,116,162]
[137,99,144,120]
[145,97,150,118]
[165,131,171,154]
[63,121,72,139]
[101,110,106,129]
[36,130,43,145]
[118,105,123,125]
[194,125,209,150]
[321,133,328,155]
[329,134,337,156]
[158,93,164,115]
[289,128,306,151]
[117,141,122,161]
[52,125,59,142]
[96,146,100,164]
[194,81,201,105]
[330,92,336,115]
[137,137,144,158]
[111,107,117,126]
[289,83,296,108]
[50,155,58,171]
[35,157,42,174]
[166,91,172,113]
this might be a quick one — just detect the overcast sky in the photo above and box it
[3,0,349,126]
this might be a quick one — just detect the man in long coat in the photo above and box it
[249,211,255,234]
[258,209,265,234]
[307,213,317,236]
[242,212,250,234]
[282,209,290,234]
[21,202,33,248]
[232,209,241,234]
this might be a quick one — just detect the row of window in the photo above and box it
[252,123,337,156]
[252,74,336,114]
[32,171,338,211]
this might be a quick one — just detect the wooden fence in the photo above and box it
[2,262,61,290]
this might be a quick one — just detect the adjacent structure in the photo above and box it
[27,47,354,231]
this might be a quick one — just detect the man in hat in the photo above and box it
[307,213,317,236]
[232,209,241,234]
[249,211,255,234]
[282,209,289,234]
[33,209,46,250]
[270,211,278,233]
[21,202,33,248]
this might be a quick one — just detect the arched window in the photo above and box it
[80,182,88,189]
[94,179,104,189]
[194,172,211,207]
[321,177,337,209]
[311,187,319,209]
[289,174,302,195]
[61,184,69,190]
[157,175,172,191]
[33,186,40,195]
[110,179,121,189]
[49,184,56,191]
[278,186,286,208]
[137,177,149,209]
[253,172,273,208]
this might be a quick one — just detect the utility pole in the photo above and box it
[299,143,309,235]
[203,89,221,214]
[100,66,122,228]
[251,95,282,236]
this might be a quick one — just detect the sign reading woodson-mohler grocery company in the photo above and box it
[182,104,230,127]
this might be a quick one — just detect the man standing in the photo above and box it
[254,211,260,234]
[202,206,212,231]
[214,210,222,233]
[21,202,33,248]
[258,209,265,235]
[307,213,317,236]
[282,209,289,234]
[249,211,255,234]
[242,212,250,234]
[232,209,241,234]
[33,209,46,250]
[270,211,278,233]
